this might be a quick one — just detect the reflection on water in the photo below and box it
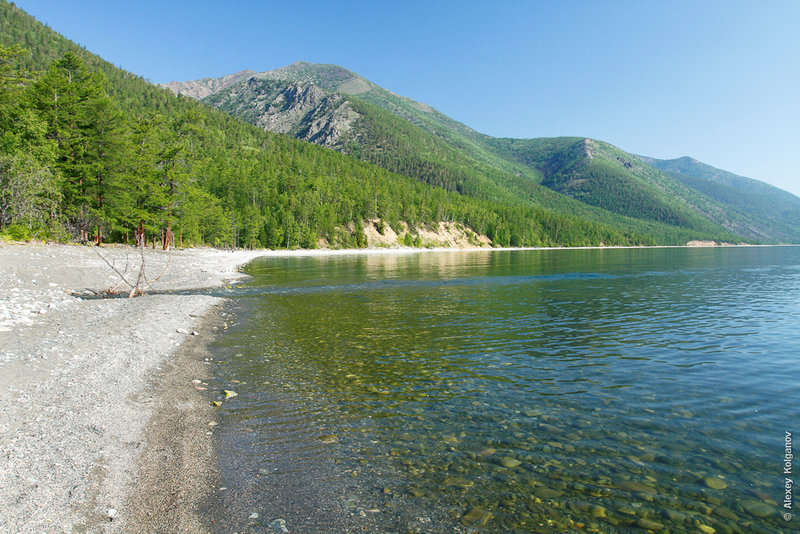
[209,247,800,533]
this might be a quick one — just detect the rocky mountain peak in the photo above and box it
[164,69,255,99]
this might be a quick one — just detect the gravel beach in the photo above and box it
[0,243,265,533]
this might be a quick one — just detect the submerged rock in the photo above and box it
[617,480,657,495]
[742,499,773,518]
[533,486,563,500]
[500,456,521,468]
[461,507,493,526]
[702,476,728,490]
[444,476,474,489]
[635,518,664,530]
[590,505,607,518]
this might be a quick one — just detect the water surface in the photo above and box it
[209,247,799,533]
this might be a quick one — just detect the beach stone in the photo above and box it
[223,389,238,399]
[703,476,727,490]
[742,499,772,518]
[500,456,521,468]
[461,507,493,526]
[269,518,289,532]
[697,524,715,534]
[318,434,338,444]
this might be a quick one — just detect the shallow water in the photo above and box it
[208,247,799,533]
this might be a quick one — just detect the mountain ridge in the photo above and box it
[3,0,681,250]
[165,62,800,243]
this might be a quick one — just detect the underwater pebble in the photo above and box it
[499,456,521,468]
[461,507,492,526]
[742,499,773,518]
[703,476,728,490]
[636,517,664,530]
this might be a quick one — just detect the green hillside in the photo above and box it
[644,156,800,242]
[487,137,740,230]
[189,60,800,244]
[0,0,666,249]
[196,65,746,244]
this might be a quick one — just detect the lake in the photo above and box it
[206,246,799,533]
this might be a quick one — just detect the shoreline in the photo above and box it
[0,240,792,532]
[0,243,263,533]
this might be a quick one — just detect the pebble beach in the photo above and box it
[0,243,265,533]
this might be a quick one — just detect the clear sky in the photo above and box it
[13,0,800,196]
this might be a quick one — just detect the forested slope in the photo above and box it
[643,156,800,242]
[199,73,745,245]
[0,0,665,248]
[186,62,764,244]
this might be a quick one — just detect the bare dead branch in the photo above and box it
[94,240,172,298]
[96,248,137,290]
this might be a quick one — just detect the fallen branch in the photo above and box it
[94,240,171,298]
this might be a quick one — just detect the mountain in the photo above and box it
[167,62,800,243]
[642,156,800,242]
[5,0,795,249]
[1,0,678,250]
[163,69,255,100]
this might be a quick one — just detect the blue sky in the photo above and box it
[14,0,800,196]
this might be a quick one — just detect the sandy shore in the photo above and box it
[0,243,266,533]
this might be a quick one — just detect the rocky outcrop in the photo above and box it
[251,81,331,135]
[207,78,361,150]
[163,69,255,99]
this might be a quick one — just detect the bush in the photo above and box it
[2,223,33,241]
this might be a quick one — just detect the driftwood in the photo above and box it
[95,240,172,298]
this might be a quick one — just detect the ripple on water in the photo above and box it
[210,247,800,533]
